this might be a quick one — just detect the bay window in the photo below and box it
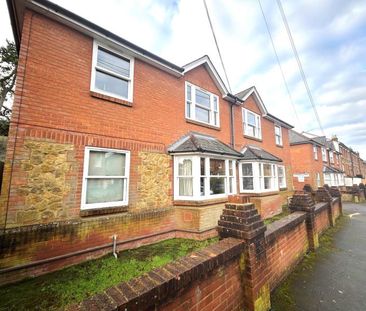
[239,162,282,193]
[91,42,134,101]
[174,156,236,200]
[242,108,261,139]
[81,147,130,209]
[185,82,220,127]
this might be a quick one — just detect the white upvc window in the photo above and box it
[321,147,327,162]
[278,165,286,188]
[174,155,236,200]
[313,145,318,160]
[275,125,282,146]
[239,162,279,193]
[316,172,321,188]
[91,42,134,102]
[324,173,331,185]
[81,147,130,209]
[329,151,334,164]
[242,108,262,139]
[185,82,220,127]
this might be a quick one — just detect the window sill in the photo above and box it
[276,144,283,148]
[243,135,262,142]
[80,205,128,217]
[186,118,221,131]
[90,91,133,107]
[239,191,279,197]
[173,197,228,207]
[279,187,288,191]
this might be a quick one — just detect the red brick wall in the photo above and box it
[290,144,324,190]
[315,208,330,235]
[160,260,243,311]
[266,215,309,290]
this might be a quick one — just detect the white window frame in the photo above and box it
[313,145,318,160]
[321,147,327,162]
[173,155,236,200]
[81,147,130,210]
[91,41,134,102]
[239,161,279,193]
[316,172,321,188]
[329,151,334,164]
[275,125,283,146]
[242,108,262,139]
[185,82,220,127]
[278,165,286,188]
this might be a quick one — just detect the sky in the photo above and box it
[0,0,365,158]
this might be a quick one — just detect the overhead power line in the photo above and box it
[276,0,325,135]
[203,0,232,93]
[257,0,303,130]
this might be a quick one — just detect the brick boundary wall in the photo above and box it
[70,191,342,311]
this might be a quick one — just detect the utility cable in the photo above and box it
[276,0,324,135]
[257,0,303,130]
[203,0,232,93]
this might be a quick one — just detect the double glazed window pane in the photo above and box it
[195,106,210,123]
[195,89,210,108]
[178,158,193,196]
[242,177,254,190]
[242,163,253,176]
[210,177,225,194]
[97,48,130,77]
[178,159,192,176]
[86,179,124,204]
[247,112,256,126]
[263,164,272,177]
[89,151,126,176]
[210,159,225,175]
[95,70,128,98]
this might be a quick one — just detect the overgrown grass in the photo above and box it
[264,204,291,225]
[0,237,218,311]
[271,215,349,310]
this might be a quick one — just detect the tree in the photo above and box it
[0,40,18,120]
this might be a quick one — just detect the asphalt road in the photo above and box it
[273,202,366,311]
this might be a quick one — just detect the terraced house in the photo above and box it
[289,131,345,190]
[0,0,294,283]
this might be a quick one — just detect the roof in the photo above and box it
[323,166,344,174]
[235,86,293,129]
[8,0,185,76]
[289,130,327,147]
[241,145,282,162]
[168,132,242,157]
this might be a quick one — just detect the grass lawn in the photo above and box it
[0,237,218,311]
[264,205,291,225]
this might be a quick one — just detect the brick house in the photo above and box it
[0,0,294,281]
[289,131,345,190]
[339,142,365,185]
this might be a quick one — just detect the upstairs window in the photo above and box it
[242,108,261,139]
[321,147,327,162]
[275,125,282,146]
[329,151,334,163]
[91,43,134,101]
[313,145,318,160]
[185,82,219,127]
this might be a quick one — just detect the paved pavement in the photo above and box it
[272,202,366,311]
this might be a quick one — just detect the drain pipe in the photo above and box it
[230,102,235,148]
[112,235,118,259]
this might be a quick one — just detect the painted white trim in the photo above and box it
[91,41,134,102]
[242,108,262,139]
[237,86,268,115]
[173,155,236,200]
[183,56,228,95]
[274,125,283,146]
[81,146,130,210]
[185,81,220,128]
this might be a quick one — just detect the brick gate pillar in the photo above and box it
[217,197,270,311]
[289,193,319,250]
